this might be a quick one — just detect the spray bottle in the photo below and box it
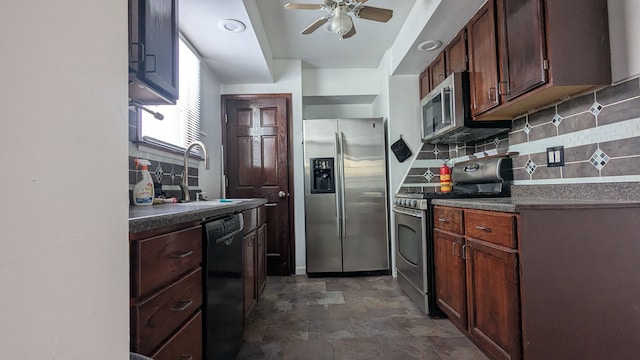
[132,159,155,206]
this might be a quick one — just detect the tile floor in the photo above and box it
[237,275,488,360]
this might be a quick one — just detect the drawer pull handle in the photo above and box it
[180,355,193,360]
[475,225,492,232]
[171,250,194,259]
[438,218,449,223]
[171,300,193,311]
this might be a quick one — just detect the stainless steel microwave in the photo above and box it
[420,72,511,144]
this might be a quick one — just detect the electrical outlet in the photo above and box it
[547,146,564,167]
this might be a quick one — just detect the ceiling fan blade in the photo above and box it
[284,3,324,10]
[301,16,329,34]
[342,24,356,39]
[355,0,368,2]
[356,6,393,22]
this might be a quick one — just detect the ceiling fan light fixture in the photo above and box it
[417,40,442,51]
[218,19,246,33]
[331,6,353,37]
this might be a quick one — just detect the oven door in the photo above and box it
[393,206,427,292]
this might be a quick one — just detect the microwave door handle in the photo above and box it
[441,87,452,125]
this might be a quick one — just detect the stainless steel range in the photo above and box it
[393,157,512,317]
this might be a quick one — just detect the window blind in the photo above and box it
[140,38,202,153]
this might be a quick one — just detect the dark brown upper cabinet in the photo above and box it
[428,52,447,90]
[469,0,610,120]
[129,0,179,105]
[445,29,468,76]
[419,69,430,100]
[467,0,500,117]
[496,0,546,102]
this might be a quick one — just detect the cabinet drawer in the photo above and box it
[131,226,202,298]
[132,267,202,355]
[151,311,203,360]
[433,207,464,234]
[464,210,516,248]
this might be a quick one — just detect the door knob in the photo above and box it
[278,191,288,199]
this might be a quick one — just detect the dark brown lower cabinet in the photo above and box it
[433,206,521,360]
[434,229,467,330]
[150,311,202,360]
[243,205,267,319]
[466,238,521,360]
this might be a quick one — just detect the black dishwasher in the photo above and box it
[202,213,244,360]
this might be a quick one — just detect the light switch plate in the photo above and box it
[547,146,564,167]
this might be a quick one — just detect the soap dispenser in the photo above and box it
[132,158,155,206]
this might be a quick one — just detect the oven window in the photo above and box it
[398,224,419,265]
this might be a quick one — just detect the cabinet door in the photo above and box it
[419,69,430,99]
[433,229,467,331]
[497,0,546,101]
[256,223,267,296]
[466,239,521,360]
[429,53,447,89]
[243,232,256,318]
[445,30,468,76]
[467,0,500,116]
[130,0,179,103]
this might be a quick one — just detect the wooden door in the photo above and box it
[433,229,467,331]
[445,29,468,76]
[466,239,521,360]
[429,53,447,89]
[497,0,546,101]
[467,0,500,117]
[223,94,293,276]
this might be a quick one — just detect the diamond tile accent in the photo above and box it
[552,113,563,127]
[524,159,537,175]
[590,101,603,116]
[170,168,176,181]
[524,123,532,134]
[589,148,610,170]
[433,147,440,156]
[493,137,501,147]
[423,169,435,182]
[154,164,164,183]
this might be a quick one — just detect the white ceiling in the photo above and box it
[179,0,487,85]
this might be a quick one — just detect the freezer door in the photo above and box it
[339,118,389,272]
[303,119,342,273]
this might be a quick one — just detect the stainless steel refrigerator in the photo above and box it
[303,118,389,274]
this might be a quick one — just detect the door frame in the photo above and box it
[221,93,296,274]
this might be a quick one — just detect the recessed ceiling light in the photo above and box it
[417,40,442,51]
[218,19,246,33]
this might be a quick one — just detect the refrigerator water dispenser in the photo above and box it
[310,158,335,193]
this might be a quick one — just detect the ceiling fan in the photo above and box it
[284,0,393,40]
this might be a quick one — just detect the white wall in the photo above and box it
[222,59,307,274]
[303,103,374,119]
[608,0,640,82]
[302,68,379,97]
[199,65,224,198]
[0,1,129,359]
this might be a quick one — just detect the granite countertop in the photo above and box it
[129,198,268,233]
[432,197,640,213]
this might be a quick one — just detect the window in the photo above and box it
[139,37,202,153]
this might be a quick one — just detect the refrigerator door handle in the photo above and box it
[334,132,342,240]
[339,131,347,241]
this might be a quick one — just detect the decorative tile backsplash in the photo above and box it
[399,76,640,195]
[128,108,200,202]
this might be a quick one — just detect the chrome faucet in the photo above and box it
[180,140,210,202]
